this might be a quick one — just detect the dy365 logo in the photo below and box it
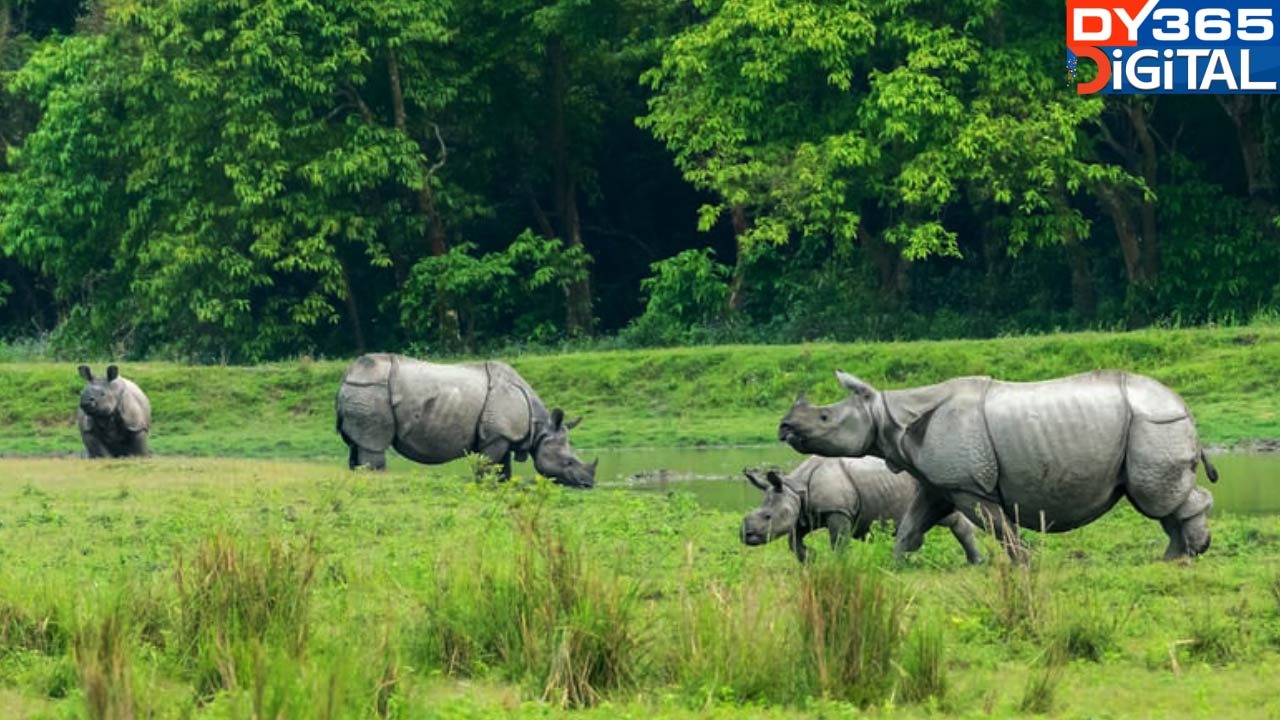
[1067,0,1280,94]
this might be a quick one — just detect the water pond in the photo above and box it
[593,446,1280,516]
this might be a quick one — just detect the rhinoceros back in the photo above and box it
[387,359,488,463]
[836,457,918,523]
[983,371,1131,529]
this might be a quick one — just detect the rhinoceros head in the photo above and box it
[78,365,122,418]
[777,370,878,457]
[741,469,802,546]
[533,408,598,489]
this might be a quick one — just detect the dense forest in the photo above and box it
[0,0,1277,361]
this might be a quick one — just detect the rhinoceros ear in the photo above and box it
[78,365,93,382]
[766,470,785,491]
[106,365,119,382]
[743,468,769,491]
[550,408,565,430]
[565,416,583,430]
[835,370,876,400]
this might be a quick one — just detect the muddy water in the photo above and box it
[596,446,1280,515]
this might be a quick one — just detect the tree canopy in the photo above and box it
[0,0,1276,360]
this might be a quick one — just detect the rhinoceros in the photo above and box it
[741,456,984,564]
[335,353,596,487]
[777,370,1217,561]
[76,365,151,458]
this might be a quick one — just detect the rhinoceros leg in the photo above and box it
[825,513,853,552]
[952,492,1029,563]
[788,529,811,563]
[81,430,111,459]
[937,512,985,565]
[126,431,149,457]
[477,439,513,480]
[352,447,387,470]
[893,486,956,562]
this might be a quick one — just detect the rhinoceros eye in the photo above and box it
[820,412,830,422]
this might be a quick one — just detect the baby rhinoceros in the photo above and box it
[76,365,151,458]
[741,456,983,564]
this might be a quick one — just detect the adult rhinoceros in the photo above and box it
[777,370,1217,561]
[335,354,596,487]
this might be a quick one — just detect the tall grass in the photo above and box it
[0,599,70,656]
[173,532,318,699]
[671,565,806,705]
[799,551,908,706]
[899,615,948,705]
[74,611,136,720]
[411,499,643,708]
[1018,646,1066,715]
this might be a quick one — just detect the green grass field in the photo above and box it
[0,458,1278,719]
[2,323,1279,457]
[2,325,1279,718]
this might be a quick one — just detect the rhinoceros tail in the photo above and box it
[1199,448,1219,484]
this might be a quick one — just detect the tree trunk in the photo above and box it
[1127,101,1160,280]
[338,260,366,354]
[727,204,749,313]
[1095,184,1145,286]
[859,225,907,307]
[1218,96,1278,234]
[387,48,458,346]
[1054,186,1095,317]
[548,35,594,336]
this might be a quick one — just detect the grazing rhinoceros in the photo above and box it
[777,370,1217,561]
[76,365,151,458]
[741,456,984,564]
[335,353,597,488]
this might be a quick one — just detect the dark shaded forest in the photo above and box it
[1,0,1277,361]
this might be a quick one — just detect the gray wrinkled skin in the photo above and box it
[740,456,983,564]
[76,365,151,458]
[778,370,1217,561]
[335,353,596,488]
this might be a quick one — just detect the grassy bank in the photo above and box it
[0,458,1277,718]
[1,323,1278,457]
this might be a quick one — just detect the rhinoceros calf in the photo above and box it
[76,365,151,458]
[778,370,1217,561]
[741,456,983,564]
[335,353,596,487]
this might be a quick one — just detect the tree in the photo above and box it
[640,0,1130,305]
[2,0,455,359]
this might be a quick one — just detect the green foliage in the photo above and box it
[623,248,730,346]
[640,0,1121,261]
[0,0,1278,356]
[2,0,453,360]
[400,230,591,351]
